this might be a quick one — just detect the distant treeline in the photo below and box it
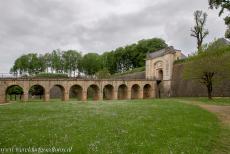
[10,38,167,77]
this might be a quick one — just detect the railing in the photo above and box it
[0,73,18,78]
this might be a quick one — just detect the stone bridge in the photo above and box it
[0,78,156,103]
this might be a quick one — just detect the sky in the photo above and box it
[0,0,226,73]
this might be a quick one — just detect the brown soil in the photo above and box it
[199,104,230,125]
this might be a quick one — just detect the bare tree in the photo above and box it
[191,10,209,52]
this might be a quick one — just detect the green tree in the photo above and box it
[135,38,167,66]
[7,86,23,101]
[209,0,230,38]
[62,50,82,76]
[191,10,209,52]
[79,53,102,76]
[96,68,111,79]
[29,85,44,99]
[183,40,230,99]
[42,53,52,73]
[50,50,64,73]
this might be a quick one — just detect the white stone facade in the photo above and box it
[145,46,185,97]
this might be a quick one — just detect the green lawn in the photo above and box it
[0,99,227,154]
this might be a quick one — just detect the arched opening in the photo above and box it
[103,84,114,100]
[157,69,163,81]
[50,85,65,101]
[29,85,45,101]
[5,85,24,102]
[87,85,100,101]
[118,84,128,100]
[143,84,152,99]
[69,85,83,101]
[131,84,141,99]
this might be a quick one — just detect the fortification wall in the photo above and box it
[171,64,230,97]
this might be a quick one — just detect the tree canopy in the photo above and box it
[209,0,230,38]
[10,38,167,77]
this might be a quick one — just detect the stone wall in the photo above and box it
[171,64,230,97]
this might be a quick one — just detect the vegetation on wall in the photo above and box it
[183,40,230,99]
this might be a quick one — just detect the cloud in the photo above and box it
[0,0,226,72]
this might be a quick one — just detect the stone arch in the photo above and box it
[118,84,128,100]
[50,84,65,101]
[131,84,141,99]
[103,84,114,100]
[28,84,45,101]
[154,60,164,81]
[87,84,100,100]
[69,85,83,101]
[5,85,24,102]
[143,84,153,99]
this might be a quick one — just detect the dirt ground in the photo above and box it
[199,104,230,125]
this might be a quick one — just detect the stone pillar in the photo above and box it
[139,90,144,99]
[113,90,118,100]
[0,89,5,103]
[127,90,131,100]
[22,92,29,102]
[44,92,50,102]
[82,90,87,101]
[151,86,156,98]
[98,90,103,101]
[63,92,69,102]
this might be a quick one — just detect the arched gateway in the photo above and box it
[0,79,155,103]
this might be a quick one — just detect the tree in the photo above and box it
[183,40,230,99]
[62,50,82,76]
[191,10,209,52]
[96,68,111,79]
[135,38,167,66]
[29,85,44,99]
[7,86,23,101]
[50,50,63,73]
[209,0,230,38]
[79,53,102,76]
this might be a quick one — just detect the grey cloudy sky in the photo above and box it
[0,0,226,73]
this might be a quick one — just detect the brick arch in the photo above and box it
[103,84,114,100]
[28,84,45,101]
[69,84,83,101]
[87,84,100,100]
[118,84,128,100]
[131,84,141,99]
[5,84,25,102]
[50,84,66,101]
[143,84,153,99]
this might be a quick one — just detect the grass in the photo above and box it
[0,99,227,154]
[110,67,145,78]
